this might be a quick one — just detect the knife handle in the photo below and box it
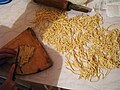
[33,0,69,11]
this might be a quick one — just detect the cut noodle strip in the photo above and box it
[34,8,120,81]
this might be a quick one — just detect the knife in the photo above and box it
[34,0,92,13]
[12,47,20,81]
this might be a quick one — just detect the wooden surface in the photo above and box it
[2,28,53,75]
[34,0,68,10]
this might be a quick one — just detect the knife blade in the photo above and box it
[68,3,92,13]
[12,47,20,81]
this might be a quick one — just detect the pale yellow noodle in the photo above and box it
[34,8,120,81]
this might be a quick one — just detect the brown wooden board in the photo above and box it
[1,28,53,75]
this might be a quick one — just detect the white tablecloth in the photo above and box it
[0,0,120,90]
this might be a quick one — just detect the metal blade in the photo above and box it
[70,4,92,13]
[12,47,20,81]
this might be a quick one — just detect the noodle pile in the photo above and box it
[33,7,67,34]
[33,8,120,81]
[18,45,35,67]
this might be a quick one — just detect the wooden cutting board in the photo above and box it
[1,28,53,75]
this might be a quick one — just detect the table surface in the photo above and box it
[0,0,120,90]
